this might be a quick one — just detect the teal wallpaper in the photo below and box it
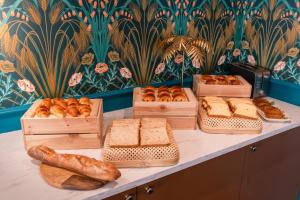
[0,0,299,109]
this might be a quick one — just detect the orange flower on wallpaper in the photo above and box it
[120,67,132,79]
[17,79,35,93]
[68,72,82,87]
[247,55,256,65]
[108,51,120,62]
[273,61,286,72]
[226,41,234,50]
[155,63,165,75]
[297,59,300,68]
[0,60,15,74]
[95,63,108,74]
[233,49,241,57]
[287,48,299,58]
[81,53,94,65]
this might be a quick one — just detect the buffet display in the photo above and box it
[199,97,262,134]
[28,145,120,190]
[193,75,252,98]
[21,97,103,150]
[103,118,179,167]
[133,86,198,130]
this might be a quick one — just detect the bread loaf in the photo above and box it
[140,127,170,146]
[27,145,121,182]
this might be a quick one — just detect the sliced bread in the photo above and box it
[109,126,139,147]
[140,127,170,146]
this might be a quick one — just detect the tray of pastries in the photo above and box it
[253,98,291,122]
[33,97,93,118]
[103,118,179,167]
[193,74,252,98]
[199,96,262,134]
[142,85,188,102]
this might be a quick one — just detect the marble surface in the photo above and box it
[0,98,300,200]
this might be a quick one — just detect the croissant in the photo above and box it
[78,104,91,117]
[173,94,188,102]
[50,105,65,118]
[144,85,155,90]
[159,94,172,102]
[35,105,50,118]
[53,98,67,109]
[65,98,79,106]
[143,94,155,102]
[40,98,52,108]
[66,106,80,117]
[79,97,90,105]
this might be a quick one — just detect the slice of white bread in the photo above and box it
[141,118,167,129]
[109,126,139,147]
[112,118,140,128]
[206,102,232,118]
[203,97,231,118]
[228,99,258,120]
[140,127,170,146]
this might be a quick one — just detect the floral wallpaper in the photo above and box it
[0,0,299,109]
[216,0,300,84]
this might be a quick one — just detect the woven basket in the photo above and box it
[199,108,262,134]
[103,124,179,168]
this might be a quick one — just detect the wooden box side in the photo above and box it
[24,133,101,150]
[193,75,252,97]
[133,88,198,116]
[22,99,102,135]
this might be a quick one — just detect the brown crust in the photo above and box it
[35,105,50,118]
[77,104,91,117]
[159,94,172,102]
[206,79,217,85]
[27,145,121,182]
[201,75,213,81]
[66,107,80,117]
[50,105,65,118]
[233,113,258,120]
[143,88,155,94]
[173,94,188,102]
[158,91,170,97]
[217,80,228,85]
[229,80,241,85]
[53,99,67,110]
[65,98,79,106]
[215,75,226,81]
[143,94,155,102]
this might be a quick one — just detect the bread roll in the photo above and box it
[50,105,65,118]
[27,145,121,182]
[79,97,90,105]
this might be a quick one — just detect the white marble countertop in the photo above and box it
[0,98,300,200]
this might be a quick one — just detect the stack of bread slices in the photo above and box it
[202,96,258,120]
[109,118,170,148]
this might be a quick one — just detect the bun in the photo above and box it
[35,105,50,118]
[218,79,228,85]
[66,107,80,117]
[53,98,67,109]
[77,104,91,117]
[201,75,213,81]
[159,94,172,102]
[79,97,90,105]
[229,80,241,85]
[143,94,155,102]
[66,98,79,107]
[27,145,121,182]
[50,105,65,118]
[173,94,188,102]
[40,98,52,108]
[206,79,217,85]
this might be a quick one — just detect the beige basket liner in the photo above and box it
[199,108,262,134]
[103,124,179,167]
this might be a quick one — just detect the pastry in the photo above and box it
[158,90,170,97]
[201,75,213,81]
[159,94,172,102]
[66,106,80,117]
[27,145,121,182]
[203,97,232,118]
[79,97,90,105]
[173,94,188,102]
[226,75,237,81]
[40,98,52,108]
[143,94,155,102]
[216,75,226,81]
[53,98,67,109]
[143,88,155,95]
[77,104,91,117]
[229,79,241,85]
[50,105,65,118]
[217,79,228,85]
[65,98,79,107]
[35,105,50,118]
[140,127,170,147]
[206,79,217,85]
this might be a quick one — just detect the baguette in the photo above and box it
[27,145,121,182]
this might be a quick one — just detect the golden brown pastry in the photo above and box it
[158,90,170,97]
[53,98,67,109]
[229,80,241,85]
[77,104,91,117]
[40,98,52,108]
[50,105,65,118]
[216,75,226,81]
[260,105,285,119]
[158,86,168,91]
[79,97,90,105]
[159,94,172,102]
[66,106,80,117]
[173,94,188,102]
[226,75,237,81]
[143,94,155,102]
[217,79,228,85]
[201,75,213,81]
[206,79,217,85]
[27,145,121,182]
[143,88,155,95]
[35,105,50,118]
[65,98,79,107]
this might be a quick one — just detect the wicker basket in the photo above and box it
[103,124,179,168]
[199,108,263,134]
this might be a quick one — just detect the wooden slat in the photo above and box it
[24,133,101,150]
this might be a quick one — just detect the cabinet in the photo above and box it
[105,127,300,200]
[240,127,300,200]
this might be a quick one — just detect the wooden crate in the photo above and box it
[21,99,103,150]
[133,87,198,130]
[193,75,252,98]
